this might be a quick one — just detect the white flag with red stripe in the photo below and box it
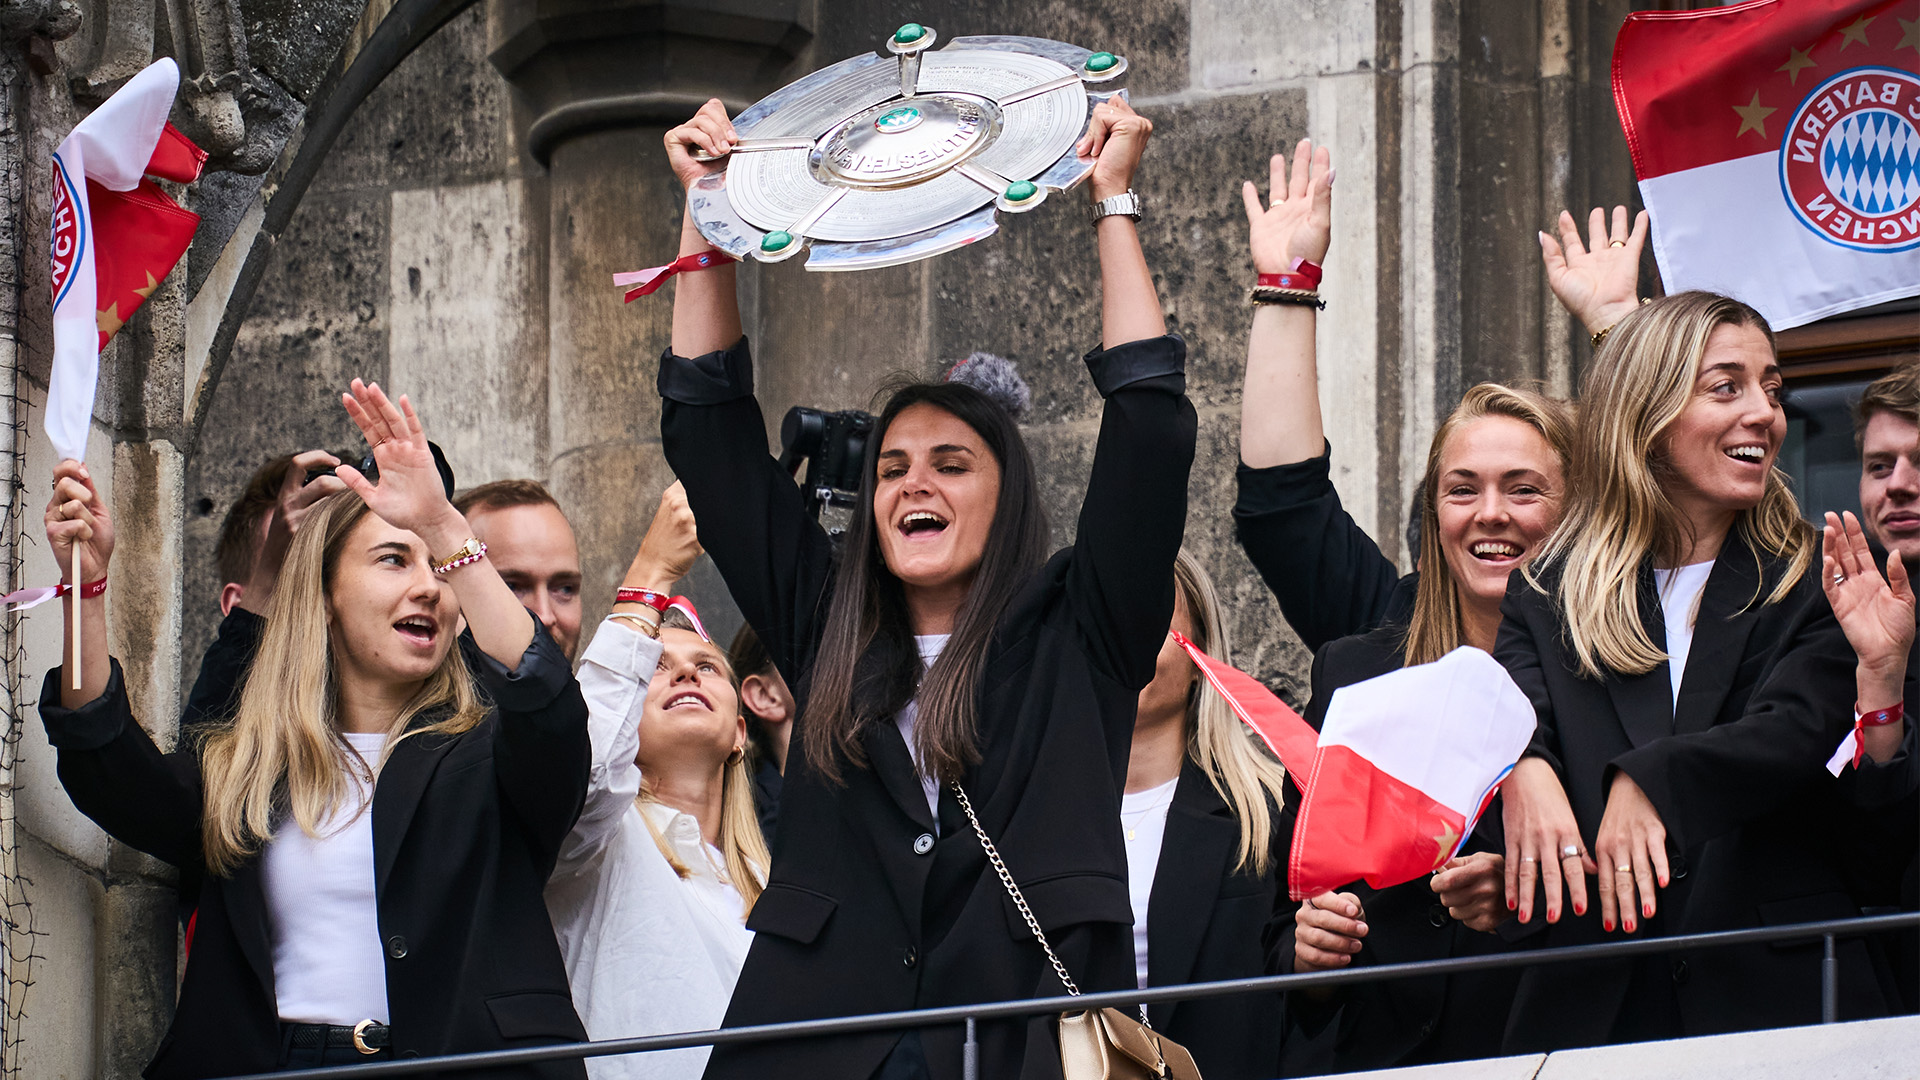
[1171,636,1538,901]
[1290,648,1537,899]
[1613,0,1920,330]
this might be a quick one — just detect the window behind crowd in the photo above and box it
[1777,298,1919,523]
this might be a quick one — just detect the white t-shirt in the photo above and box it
[1653,560,1714,707]
[894,634,952,824]
[1121,777,1179,990]
[259,730,390,1025]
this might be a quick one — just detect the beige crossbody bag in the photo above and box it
[952,783,1203,1080]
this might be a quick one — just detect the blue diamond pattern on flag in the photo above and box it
[1823,110,1920,217]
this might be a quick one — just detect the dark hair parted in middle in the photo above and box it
[801,381,1050,785]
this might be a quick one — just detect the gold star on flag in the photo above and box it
[1777,46,1816,84]
[1899,16,1919,54]
[1837,14,1873,50]
[1733,92,1776,139]
[1431,822,1460,869]
[132,271,159,299]
[96,303,124,336]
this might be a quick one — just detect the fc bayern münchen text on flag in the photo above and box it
[1613,0,1920,330]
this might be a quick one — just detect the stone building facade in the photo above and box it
[0,1,1694,1074]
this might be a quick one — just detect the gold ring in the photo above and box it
[1609,240,1626,248]
[351,1019,378,1055]
[1616,864,1632,873]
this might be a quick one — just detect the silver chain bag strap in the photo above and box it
[951,783,1202,1080]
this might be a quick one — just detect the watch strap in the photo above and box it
[1089,190,1143,224]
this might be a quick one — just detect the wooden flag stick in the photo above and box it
[70,539,81,691]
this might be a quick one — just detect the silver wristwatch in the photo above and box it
[1089,190,1143,224]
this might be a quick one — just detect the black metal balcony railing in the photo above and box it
[239,911,1918,1080]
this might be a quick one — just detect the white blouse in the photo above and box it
[545,618,760,1080]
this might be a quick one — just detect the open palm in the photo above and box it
[1540,207,1647,334]
[337,379,451,536]
[1242,138,1331,275]
[1823,511,1917,674]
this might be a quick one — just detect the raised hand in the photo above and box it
[1540,206,1647,335]
[1294,892,1368,971]
[1502,755,1595,924]
[1593,771,1670,934]
[625,481,703,594]
[665,99,738,192]
[1823,510,1916,711]
[336,379,461,544]
[1242,138,1332,275]
[1078,96,1153,201]
[1432,851,1509,932]
[44,460,114,584]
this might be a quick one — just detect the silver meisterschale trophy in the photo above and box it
[688,22,1129,272]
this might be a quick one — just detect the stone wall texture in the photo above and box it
[1,0,1696,1074]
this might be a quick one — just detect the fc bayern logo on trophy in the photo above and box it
[49,153,86,311]
[1780,65,1920,252]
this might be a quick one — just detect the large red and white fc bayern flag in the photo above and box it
[1614,0,1920,329]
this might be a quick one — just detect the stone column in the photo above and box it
[487,0,812,637]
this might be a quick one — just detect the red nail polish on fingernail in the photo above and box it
[1507,898,1516,911]
[1643,903,1653,919]
[1603,919,1613,932]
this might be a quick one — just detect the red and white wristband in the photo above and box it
[613,588,711,641]
[3,577,106,612]
[1827,701,1905,774]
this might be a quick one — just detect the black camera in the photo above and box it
[778,406,874,522]
[302,442,457,498]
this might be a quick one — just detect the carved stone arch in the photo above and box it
[181,0,478,447]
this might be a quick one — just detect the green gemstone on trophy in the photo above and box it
[1004,180,1038,203]
[894,23,926,44]
[875,106,923,134]
[1084,51,1118,73]
[761,231,795,252]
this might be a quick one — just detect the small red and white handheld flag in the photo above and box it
[1288,648,1535,900]
[46,57,204,463]
[1613,0,1920,329]
[1171,636,1537,902]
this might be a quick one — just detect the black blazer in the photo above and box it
[660,335,1196,1080]
[1233,442,1416,654]
[1275,624,1518,1075]
[40,623,592,1080]
[1141,758,1288,1080]
[1494,529,1898,1050]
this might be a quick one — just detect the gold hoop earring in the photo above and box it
[726,745,745,766]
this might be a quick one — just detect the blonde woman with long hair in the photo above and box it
[1494,290,1901,1048]
[547,483,770,1080]
[1117,550,1290,1079]
[40,382,593,1076]
[1238,140,1574,1073]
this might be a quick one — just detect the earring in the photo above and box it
[726,745,745,766]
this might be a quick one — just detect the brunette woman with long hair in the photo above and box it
[548,483,770,1080]
[1495,291,1905,1047]
[657,97,1196,1080]
[1120,550,1291,1078]
[1235,141,1574,1073]
[40,383,592,1077]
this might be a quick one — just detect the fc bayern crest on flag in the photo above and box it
[48,154,86,317]
[1781,66,1920,252]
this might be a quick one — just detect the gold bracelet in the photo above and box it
[1590,298,1653,349]
[609,611,661,638]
